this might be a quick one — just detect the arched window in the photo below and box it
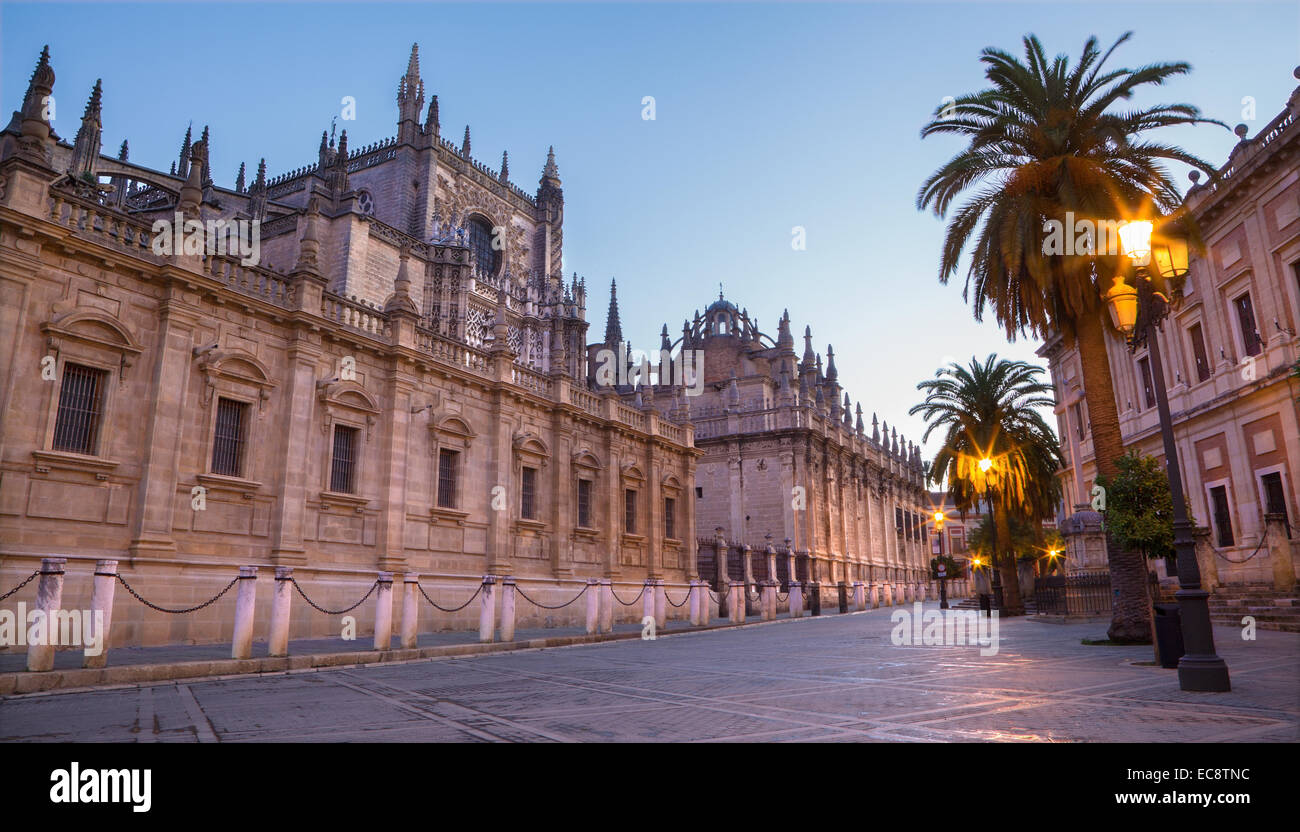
[468,216,501,277]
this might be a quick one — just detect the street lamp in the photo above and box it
[1107,218,1230,692]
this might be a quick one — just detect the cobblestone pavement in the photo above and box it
[2,605,1296,742]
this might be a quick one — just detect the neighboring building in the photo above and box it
[591,291,932,596]
[0,44,699,647]
[1039,81,1300,586]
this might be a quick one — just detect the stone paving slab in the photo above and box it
[1,604,1296,742]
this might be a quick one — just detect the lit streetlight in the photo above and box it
[1106,217,1230,692]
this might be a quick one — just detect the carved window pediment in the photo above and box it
[571,448,602,471]
[197,350,275,412]
[317,379,379,440]
[41,309,143,381]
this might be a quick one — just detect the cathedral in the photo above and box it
[0,44,931,648]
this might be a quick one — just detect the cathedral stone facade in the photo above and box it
[589,288,932,598]
[0,44,931,649]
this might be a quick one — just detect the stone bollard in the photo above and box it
[268,566,294,658]
[642,580,655,627]
[26,557,66,672]
[600,579,614,633]
[904,583,914,604]
[853,581,865,611]
[654,579,667,629]
[809,581,822,616]
[1193,526,1218,592]
[400,573,420,649]
[500,577,517,643]
[479,575,496,643]
[789,581,803,617]
[869,583,879,609]
[373,572,394,651]
[231,566,258,660]
[881,582,893,607]
[760,582,772,621]
[585,578,600,634]
[688,580,701,626]
[84,559,118,669]
[729,581,745,623]
[1266,513,1296,591]
[918,582,927,603]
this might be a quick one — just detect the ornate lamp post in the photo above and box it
[1107,219,1230,692]
[933,510,950,609]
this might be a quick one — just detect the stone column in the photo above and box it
[372,572,394,651]
[729,581,745,623]
[882,582,893,607]
[585,578,600,634]
[869,582,879,609]
[600,579,614,633]
[1266,513,1296,591]
[231,566,258,660]
[26,557,66,672]
[84,559,118,669]
[268,567,294,657]
[642,580,655,626]
[400,573,419,649]
[479,575,496,643]
[789,581,803,617]
[853,581,865,611]
[1193,526,1219,592]
[654,579,666,629]
[500,577,517,642]
[688,580,701,625]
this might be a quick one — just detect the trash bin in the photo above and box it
[1153,603,1185,668]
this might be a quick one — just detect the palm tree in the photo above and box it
[911,355,1062,616]
[916,33,1225,641]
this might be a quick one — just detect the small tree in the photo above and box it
[1094,451,1178,561]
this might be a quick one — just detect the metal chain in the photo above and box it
[777,592,789,602]
[513,582,588,610]
[418,581,482,613]
[117,573,239,614]
[292,578,377,615]
[1214,533,1269,564]
[663,588,690,608]
[0,571,40,602]
[609,584,647,606]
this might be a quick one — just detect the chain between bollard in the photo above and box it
[417,581,482,613]
[777,591,789,602]
[663,587,690,608]
[0,570,40,602]
[1213,533,1269,564]
[117,573,239,614]
[292,577,378,615]
[609,583,647,606]
[513,582,588,610]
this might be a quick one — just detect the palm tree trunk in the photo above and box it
[994,502,1025,616]
[1073,310,1152,643]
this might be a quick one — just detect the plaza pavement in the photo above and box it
[1,603,1295,742]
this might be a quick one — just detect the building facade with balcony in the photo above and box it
[1038,81,1300,588]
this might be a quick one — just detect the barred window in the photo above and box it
[330,425,359,494]
[211,397,249,477]
[895,506,904,535]
[625,489,637,534]
[437,449,459,509]
[468,217,501,278]
[576,478,592,528]
[521,466,537,519]
[664,497,676,539]
[52,363,107,455]
[1210,485,1234,548]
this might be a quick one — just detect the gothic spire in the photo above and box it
[543,145,559,181]
[855,403,865,434]
[826,344,838,382]
[67,78,103,179]
[500,149,509,183]
[425,95,439,135]
[177,123,192,179]
[17,45,56,162]
[461,125,471,157]
[199,125,212,187]
[604,278,622,346]
[235,161,246,193]
[117,139,128,161]
[801,325,815,366]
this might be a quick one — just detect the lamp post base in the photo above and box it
[1177,654,1232,692]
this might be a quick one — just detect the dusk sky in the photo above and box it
[4,1,1297,462]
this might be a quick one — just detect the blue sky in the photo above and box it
[3,1,1297,461]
